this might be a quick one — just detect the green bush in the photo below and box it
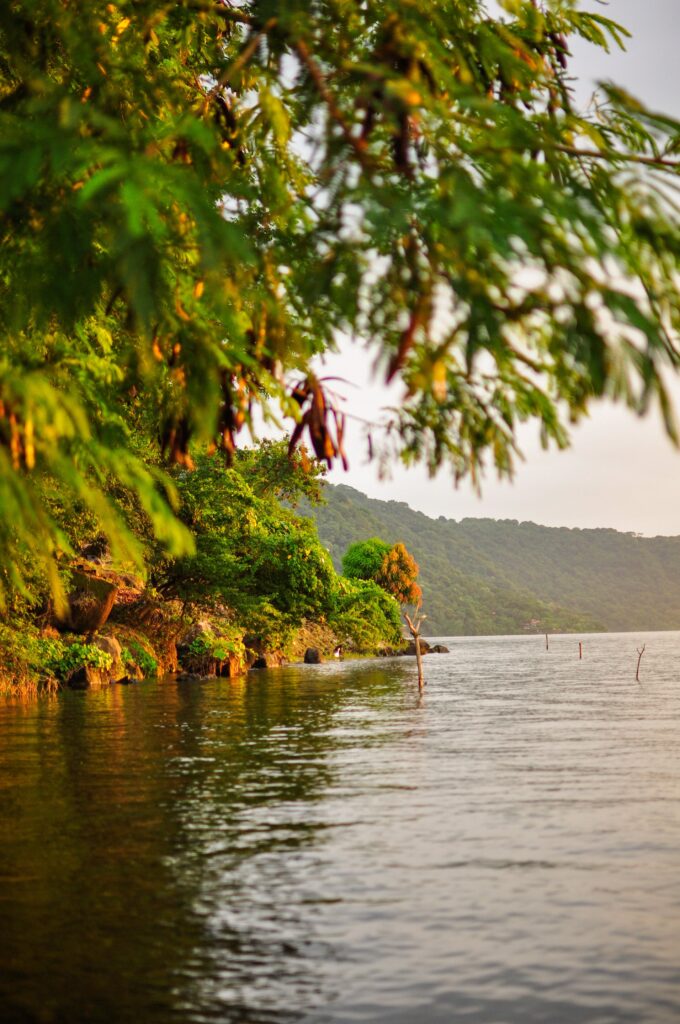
[330,578,403,653]
[183,627,245,675]
[126,641,158,678]
[41,640,113,679]
[342,538,391,582]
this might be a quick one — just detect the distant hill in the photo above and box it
[306,484,680,636]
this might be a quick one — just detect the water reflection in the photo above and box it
[2,636,680,1023]
[0,662,410,1023]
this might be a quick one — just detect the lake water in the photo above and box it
[2,632,680,1023]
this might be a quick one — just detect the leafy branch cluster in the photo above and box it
[0,1,678,609]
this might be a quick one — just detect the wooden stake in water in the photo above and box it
[579,641,583,660]
[545,633,549,652]
[636,644,646,683]
[404,606,427,690]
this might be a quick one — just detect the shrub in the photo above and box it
[41,640,113,679]
[330,578,403,653]
[126,641,158,678]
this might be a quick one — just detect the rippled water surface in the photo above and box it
[2,632,680,1023]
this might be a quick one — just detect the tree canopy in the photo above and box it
[156,450,337,640]
[1,0,679,605]
[342,536,421,607]
[342,537,392,581]
[376,542,422,607]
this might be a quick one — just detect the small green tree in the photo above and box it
[342,538,392,582]
[342,538,421,606]
[235,440,327,508]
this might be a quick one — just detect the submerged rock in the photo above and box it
[430,644,450,654]
[400,639,432,657]
[249,651,286,670]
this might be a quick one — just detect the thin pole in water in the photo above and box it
[545,633,549,652]
[579,641,583,660]
[636,644,646,683]
[404,605,427,691]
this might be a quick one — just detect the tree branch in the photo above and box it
[554,144,679,170]
[212,3,254,26]
[219,18,277,85]
[294,39,370,167]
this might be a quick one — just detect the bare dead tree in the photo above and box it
[404,605,427,690]
[636,645,646,683]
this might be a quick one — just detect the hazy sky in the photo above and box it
[317,1,680,537]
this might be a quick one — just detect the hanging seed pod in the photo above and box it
[286,376,349,470]
[160,415,194,469]
[387,305,423,382]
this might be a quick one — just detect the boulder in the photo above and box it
[175,672,203,683]
[178,620,213,651]
[304,647,323,664]
[67,665,108,690]
[58,570,118,633]
[249,651,286,670]
[179,621,242,673]
[92,635,125,681]
[430,644,450,654]
[401,639,431,657]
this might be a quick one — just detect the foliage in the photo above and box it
[124,641,158,678]
[376,542,422,607]
[42,639,113,679]
[156,452,337,648]
[235,441,327,508]
[342,538,392,582]
[242,602,299,654]
[0,624,55,686]
[329,578,403,653]
[182,625,246,675]
[188,630,245,663]
[342,536,421,606]
[1,1,679,605]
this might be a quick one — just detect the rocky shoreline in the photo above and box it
[0,561,448,697]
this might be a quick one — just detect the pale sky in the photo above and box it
[318,1,680,537]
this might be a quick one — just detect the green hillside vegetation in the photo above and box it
[308,485,680,635]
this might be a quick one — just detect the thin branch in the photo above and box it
[553,145,680,170]
[294,39,371,167]
[212,3,254,26]
[218,17,277,86]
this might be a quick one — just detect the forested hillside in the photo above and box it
[309,486,680,635]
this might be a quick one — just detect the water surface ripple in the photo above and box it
[1,632,680,1023]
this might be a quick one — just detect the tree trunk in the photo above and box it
[414,634,424,689]
[636,645,646,682]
